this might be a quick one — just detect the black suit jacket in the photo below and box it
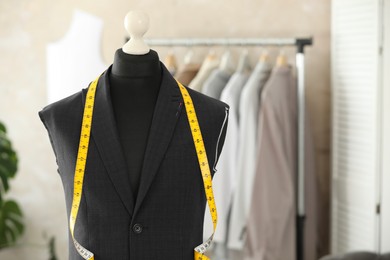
[38,62,229,260]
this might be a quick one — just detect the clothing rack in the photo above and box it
[142,37,313,260]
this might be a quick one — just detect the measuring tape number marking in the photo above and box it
[69,75,218,260]
[175,79,218,260]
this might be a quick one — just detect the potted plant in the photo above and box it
[0,121,24,249]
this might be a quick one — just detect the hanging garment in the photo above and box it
[164,53,178,76]
[38,62,230,260]
[243,65,318,260]
[188,55,219,92]
[201,69,232,99]
[174,63,201,86]
[243,65,297,260]
[227,61,272,250]
[203,71,249,244]
[46,9,106,104]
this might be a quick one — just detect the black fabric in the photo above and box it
[38,62,229,260]
[109,49,163,202]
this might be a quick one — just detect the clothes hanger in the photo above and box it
[122,10,150,55]
[259,49,269,63]
[164,49,178,75]
[184,46,195,65]
[276,49,288,67]
[219,49,235,74]
[205,48,218,61]
[187,49,219,91]
[236,49,251,73]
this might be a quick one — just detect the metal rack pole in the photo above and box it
[295,38,312,260]
[144,37,296,46]
[142,37,311,47]
[138,36,313,260]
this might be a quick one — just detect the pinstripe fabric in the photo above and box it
[38,62,229,260]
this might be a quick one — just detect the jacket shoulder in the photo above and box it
[183,85,230,175]
[185,85,230,116]
[38,89,85,128]
[38,89,86,139]
[37,89,86,174]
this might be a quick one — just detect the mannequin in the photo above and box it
[108,11,162,200]
[109,48,162,199]
[46,9,106,103]
[38,10,230,260]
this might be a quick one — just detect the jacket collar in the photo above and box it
[88,61,184,217]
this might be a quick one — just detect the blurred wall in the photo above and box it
[0,0,330,259]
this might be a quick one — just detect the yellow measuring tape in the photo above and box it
[69,74,217,260]
[69,75,98,260]
[175,79,218,260]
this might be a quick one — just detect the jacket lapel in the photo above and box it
[90,64,135,216]
[132,62,184,219]
[90,62,184,218]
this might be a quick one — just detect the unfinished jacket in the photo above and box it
[38,62,230,260]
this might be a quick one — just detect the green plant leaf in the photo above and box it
[0,121,24,249]
[0,150,17,176]
[0,200,24,249]
[0,169,8,201]
[49,236,58,260]
[0,122,6,133]
[0,121,18,198]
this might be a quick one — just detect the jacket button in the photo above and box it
[133,223,143,234]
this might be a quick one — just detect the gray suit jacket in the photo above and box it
[244,65,318,260]
[38,62,229,260]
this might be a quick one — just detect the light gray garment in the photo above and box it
[203,72,249,245]
[201,68,232,99]
[227,61,272,250]
[243,66,318,260]
[188,57,219,92]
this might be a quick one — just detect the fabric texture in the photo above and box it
[227,61,272,250]
[38,62,230,260]
[203,71,249,245]
[243,65,318,260]
[188,56,220,92]
[201,68,232,99]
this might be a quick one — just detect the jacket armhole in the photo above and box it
[212,105,230,176]
[38,110,61,175]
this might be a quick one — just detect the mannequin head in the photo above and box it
[124,10,149,40]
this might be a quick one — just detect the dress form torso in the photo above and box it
[38,10,232,259]
[108,48,162,201]
[46,9,106,103]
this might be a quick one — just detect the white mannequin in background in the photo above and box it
[46,9,107,103]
